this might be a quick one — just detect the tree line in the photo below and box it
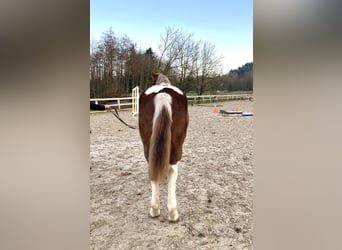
[90,26,252,98]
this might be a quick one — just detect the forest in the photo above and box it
[90,26,253,98]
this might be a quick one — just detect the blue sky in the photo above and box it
[90,0,253,73]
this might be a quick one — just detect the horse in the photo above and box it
[138,72,189,222]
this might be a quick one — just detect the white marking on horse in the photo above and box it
[144,85,183,95]
[153,93,172,127]
[150,181,160,217]
[167,163,179,221]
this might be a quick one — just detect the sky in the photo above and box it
[90,0,253,74]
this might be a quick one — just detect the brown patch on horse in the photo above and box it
[159,88,189,164]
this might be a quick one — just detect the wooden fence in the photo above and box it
[90,93,253,112]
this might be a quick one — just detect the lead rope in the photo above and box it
[110,109,137,129]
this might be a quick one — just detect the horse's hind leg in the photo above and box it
[167,163,179,222]
[149,181,160,217]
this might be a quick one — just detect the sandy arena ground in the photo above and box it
[90,100,253,249]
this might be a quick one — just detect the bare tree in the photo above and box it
[157,27,223,94]
[194,41,223,95]
[176,39,201,92]
[157,27,194,75]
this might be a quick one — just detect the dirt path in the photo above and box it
[90,100,253,249]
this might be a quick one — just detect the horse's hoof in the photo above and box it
[168,217,179,223]
[168,209,179,222]
[149,207,160,218]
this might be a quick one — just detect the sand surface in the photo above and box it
[90,100,253,249]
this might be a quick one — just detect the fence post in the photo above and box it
[132,86,139,116]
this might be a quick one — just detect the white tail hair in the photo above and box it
[148,93,172,182]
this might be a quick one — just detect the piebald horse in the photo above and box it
[138,72,189,222]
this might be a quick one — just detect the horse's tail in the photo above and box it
[148,93,172,182]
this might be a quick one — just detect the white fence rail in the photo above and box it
[187,94,253,103]
[90,93,253,113]
[90,97,133,109]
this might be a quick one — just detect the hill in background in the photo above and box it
[207,62,253,93]
[222,62,253,92]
